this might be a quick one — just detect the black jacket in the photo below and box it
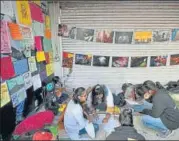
[106,126,145,140]
[143,89,179,130]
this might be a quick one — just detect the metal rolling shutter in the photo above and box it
[59,0,179,93]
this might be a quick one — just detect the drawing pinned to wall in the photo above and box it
[8,22,23,40]
[115,32,133,44]
[45,52,50,64]
[153,30,170,42]
[34,36,43,51]
[11,46,24,61]
[1,20,11,53]
[58,24,76,39]
[29,2,44,23]
[37,62,46,72]
[75,54,92,66]
[45,15,50,29]
[45,28,51,39]
[150,56,167,67]
[13,59,29,76]
[41,1,49,14]
[93,55,110,67]
[36,51,45,62]
[63,52,74,68]
[43,37,52,52]
[112,57,129,68]
[131,57,148,67]
[76,28,94,42]
[49,52,53,63]
[134,31,152,44]
[1,1,14,17]
[0,56,15,81]
[16,1,32,26]
[170,54,179,65]
[0,82,11,108]
[96,30,114,43]
[16,100,25,123]
[32,21,44,36]
[40,70,47,81]
[28,56,37,73]
[32,74,42,91]
[171,29,179,41]
[20,39,34,57]
[22,71,32,90]
[19,26,33,40]
[46,63,54,76]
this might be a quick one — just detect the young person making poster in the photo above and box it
[64,87,99,140]
[106,108,145,140]
[140,81,179,138]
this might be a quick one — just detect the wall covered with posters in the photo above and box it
[0,1,56,139]
[58,0,179,93]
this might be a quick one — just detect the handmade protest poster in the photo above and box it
[1,1,14,17]
[34,36,42,51]
[46,63,54,76]
[43,37,52,52]
[45,29,51,39]
[1,20,11,53]
[134,31,152,44]
[19,25,33,40]
[93,55,110,67]
[22,71,33,89]
[40,70,47,81]
[75,54,92,66]
[8,22,23,40]
[32,21,44,36]
[32,74,42,91]
[0,82,11,108]
[13,59,29,76]
[28,56,37,73]
[11,39,24,61]
[16,100,25,123]
[31,0,41,6]
[45,15,50,29]
[20,39,34,57]
[36,51,45,62]
[29,2,43,23]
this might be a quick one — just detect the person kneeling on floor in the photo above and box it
[106,108,145,140]
[64,87,99,140]
[140,81,179,138]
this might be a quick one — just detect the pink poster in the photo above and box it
[34,36,42,51]
[0,20,11,53]
[29,2,44,23]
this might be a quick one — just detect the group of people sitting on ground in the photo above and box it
[63,80,179,140]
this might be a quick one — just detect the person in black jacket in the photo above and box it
[140,81,179,138]
[106,108,145,140]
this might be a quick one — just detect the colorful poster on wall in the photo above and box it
[29,2,44,23]
[37,62,46,72]
[20,39,34,57]
[45,15,50,29]
[1,20,11,53]
[0,82,11,108]
[19,26,33,40]
[58,24,76,39]
[131,57,148,67]
[115,32,133,44]
[93,55,110,67]
[28,56,37,73]
[16,100,25,123]
[75,54,92,66]
[49,52,53,63]
[46,63,54,76]
[32,21,44,36]
[63,52,74,68]
[76,28,94,42]
[36,51,45,62]
[34,36,43,51]
[96,30,114,43]
[11,88,26,107]
[16,1,32,26]
[22,71,32,89]
[45,52,50,64]
[1,1,14,17]
[134,31,152,44]
[0,56,15,81]
[112,57,129,68]
[153,30,170,42]
[171,29,179,41]
[11,45,24,61]
[8,22,23,40]
[13,59,29,76]
[170,54,179,65]
[43,37,52,52]
[40,70,47,81]
[150,56,167,67]
[45,29,51,39]
[41,1,48,14]
[32,74,42,91]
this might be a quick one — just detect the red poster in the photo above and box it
[34,36,42,51]
[45,52,50,64]
[0,56,15,80]
[29,2,44,23]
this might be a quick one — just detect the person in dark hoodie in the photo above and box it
[140,80,179,138]
[106,108,145,140]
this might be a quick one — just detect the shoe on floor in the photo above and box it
[156,130,174,138]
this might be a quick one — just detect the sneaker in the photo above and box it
[156,130,173,138]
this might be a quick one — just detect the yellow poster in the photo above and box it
[49,52,53,63]
[36,51,45,62]
[46,63,54,76]
[1,82,11,108]
[32,0,41,6]
[16,1,32,26]
[134,31,152,44]
[45,15,51,29]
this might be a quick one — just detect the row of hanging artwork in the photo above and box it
[63,52,179,68]
[58,24,179,44]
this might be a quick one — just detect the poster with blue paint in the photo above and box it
[171,29,179,41]
[13,59,29,76]
[11,92,19,107]
[16,100,25,123]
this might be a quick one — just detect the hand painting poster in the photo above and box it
[63,52,74,68]
[8,22,23,40]
[0,82,11,108]
[16,1,32,26]
[22,71,32,89]
[11,39,24,61]
[150,56,167,67]
[93,55,110,67]
[32,74,42,91]
[1,1,14,17]
[36,51,45,62]
[58,24,76,39]
[131,57,148,67]
[115,32,133,44]
[134,31,152,44]
[112,57,129,67]
[32,21,44,36]
[153,30,170,42]
[170,54,179,65]
[20,39,34,57]
[76,28,94,42]
[1,20,11,53]
[46,63,54,76]
[171,29,179,41]
[19,26,33,40]
[96,30,114,43]
[28,56,37,73]
[75,54,92,66]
